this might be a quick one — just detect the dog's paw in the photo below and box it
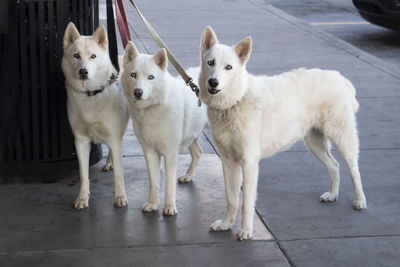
[320,192,338,202]
[209,220,233,231]
[163,204,177,216]
[74,197,89,210]
[102,162,113,171]
[142,201,159,212]
[353,198,367,210]
[236,227,253,241]
[178,174,193,183]
[114,195,128,208]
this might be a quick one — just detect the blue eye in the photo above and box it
[225,64,232,70]
[90,54,96,59]
[148,74,154,80]
[207,59,215,66]
[130,72,136,78]
[73,53,80,59]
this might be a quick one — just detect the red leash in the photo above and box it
[115,0,131,48]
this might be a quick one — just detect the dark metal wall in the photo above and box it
[0,0,101,175]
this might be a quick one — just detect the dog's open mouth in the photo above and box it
[79,74,88,80]
[208,87,221,95]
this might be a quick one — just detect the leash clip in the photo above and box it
[108,73,119,85]
[186,78,201,107]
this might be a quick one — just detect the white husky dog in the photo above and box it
[62,23,129,209]
[121,42,208,215]
[199,26,366,240]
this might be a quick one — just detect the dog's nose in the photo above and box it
[79,68,88,75]
[79,68,88,79]
[208,78,219,88]
[133,88,143,99]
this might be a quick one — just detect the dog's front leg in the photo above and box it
[74,137,91,209]
[210,157,241,231]
[109,140,128,208]
[143,148,161,212]
[237,159,259,240]
[163,151,178,215]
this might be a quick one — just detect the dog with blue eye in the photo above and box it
[62,23,129,209]
[121,41,208,215]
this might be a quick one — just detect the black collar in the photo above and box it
[86,88,105,96]
[84,73,118,97]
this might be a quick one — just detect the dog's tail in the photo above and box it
[352,97,360,114]
[342,76,359,114]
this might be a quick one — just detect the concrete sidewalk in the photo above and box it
[1,0,400,266]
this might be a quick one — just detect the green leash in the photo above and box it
[128,0,201,106]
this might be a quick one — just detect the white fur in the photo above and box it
[61,23,129,209]
[121,42,208,215]
[199,26,366,240]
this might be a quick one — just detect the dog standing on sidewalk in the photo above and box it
[62,23,129,209]
[199,26,367,240]
[121,42,208,215]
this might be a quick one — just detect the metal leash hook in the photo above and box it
[186,78,201,107]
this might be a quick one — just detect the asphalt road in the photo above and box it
[263,0,400,68]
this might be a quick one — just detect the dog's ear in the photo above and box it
[234,36,252,65]
[91,25,108,50]
[201,26,218,52]
[153,48,168,71]
[123,41,139,66]
[63,22,80,49]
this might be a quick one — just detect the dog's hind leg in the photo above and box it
[304,128,340,202]
[210,157,241,232]
[102,149,113,171]
[143,148,161,212]
[109,139,128,208]
[326,115,366,210]
[178,139,202,183]
[74,137,91,209]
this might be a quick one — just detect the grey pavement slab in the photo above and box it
[0,155,271,253]
[356,97,400,150]
[0,242,289,267]
[280,236,400,267]
[256,149,400,241]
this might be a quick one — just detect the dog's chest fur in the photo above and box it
[67,84,127,142]
[208,94,263,161]
[69,99,110,141]
[130,103,183,154]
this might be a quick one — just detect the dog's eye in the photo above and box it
[90,54,96,59]
[207,59,215,66]
[73,53,80,59]
[148,74,154,80]
[130,72,136,78]
[225,64,232,70]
